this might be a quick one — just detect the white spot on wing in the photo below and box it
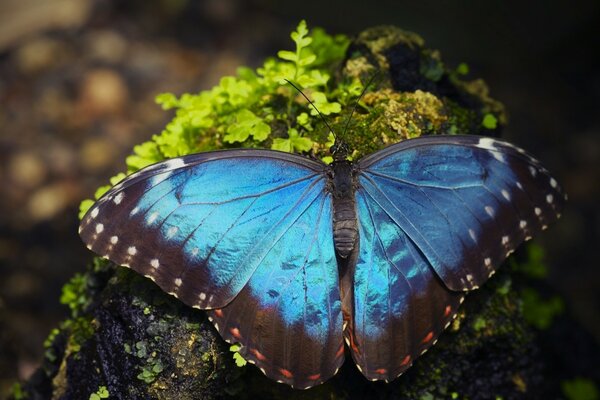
[519,220,527,229]
[114,192,124,205]
[529,166,537,177]
[199,292,206,300]
[502,236,509,245]
[546,194,554,204]
[167,226,178,238]
[485,206,495,217]
[501,189,510,200]
[90,208,99,219]
[484,257,492,267]
[147,212,159,224]
[516,181,523,190]
[490,151,505,162]
[130,207,139,216]
[127,246,137,256]
[477,137,497,150]
[534,207,542,216]
[550,178,557,188]
[95,223,104,234]
[150,259,159,268]
[164,158,186,170]
[110,236,118,245]
[174,278,182,287]
[469,229,476,242]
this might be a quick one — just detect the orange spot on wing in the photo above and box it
[444,305,452,317]
[308,373,321,381]
[229,327,242,339]
[375,368,387,374]
[213,309,223,318]
[336,345,345,358]
[279,368,293,379]
[400,355,411,366]
[250,348,266,361]
[421,331,434,343]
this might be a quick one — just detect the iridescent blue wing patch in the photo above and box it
[208,192,343,389]
[342,190,463,381]
[356,135,566,291]
[79,150,343,388]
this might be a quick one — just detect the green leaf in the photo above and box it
[230,344,247,367]
[225,110,271,143]
[456,62,470,75]
[79,199,95,220]
[291,20,312,48]
[296,112,310,126]
[155,92,179,110]
[482,113,498,129]
[298,53,317,67]
[271,129,314,153]
[126,141,163,172]
[562,378,599,400]
[94,185,111,200]
[277,50,297,62]
[521,288,564,329]
[311,92,341,115]
[89,386,110,400]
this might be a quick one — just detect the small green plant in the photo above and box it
[89,386,110,400]
[229,344,247,367]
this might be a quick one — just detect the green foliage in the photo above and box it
[272,128,314,153]
[229,344,247,367]
[10,383,25,400]
[78,20,351,216]
[514,243,548,278]
[562,378,600,400]
[521,288,564,329]
[89,386,110,400]
[482,113,498,129]
[456,62,470,75]
[225,109,271,143]
[60,273,90,317]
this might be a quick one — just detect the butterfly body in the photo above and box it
[79,135,565,389]
[330,160,359,258]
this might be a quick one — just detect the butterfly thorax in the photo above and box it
[331,160,358,258]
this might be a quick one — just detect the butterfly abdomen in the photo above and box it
[331,161,358,258]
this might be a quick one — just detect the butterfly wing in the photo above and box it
[208,192,344,389]
[79,150,343,388]
[356,135,566,291]
[342,190,463,381]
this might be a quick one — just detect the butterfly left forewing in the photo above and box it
[79,151,329,308]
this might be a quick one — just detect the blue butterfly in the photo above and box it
[79,134,565,389]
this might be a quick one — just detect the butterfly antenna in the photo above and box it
[284,79,336,138]
[341,72,381,137]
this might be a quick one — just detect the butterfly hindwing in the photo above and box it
[342,190,463,381]
[208,193,343,389]
[356,135,566,291]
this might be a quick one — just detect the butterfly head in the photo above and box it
[331,140,350,162]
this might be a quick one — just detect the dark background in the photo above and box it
[0,0,598,394]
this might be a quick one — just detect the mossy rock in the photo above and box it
[14,23,597,400]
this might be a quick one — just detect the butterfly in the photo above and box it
[79,134,565,389]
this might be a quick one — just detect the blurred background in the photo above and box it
[0,0,598,393]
